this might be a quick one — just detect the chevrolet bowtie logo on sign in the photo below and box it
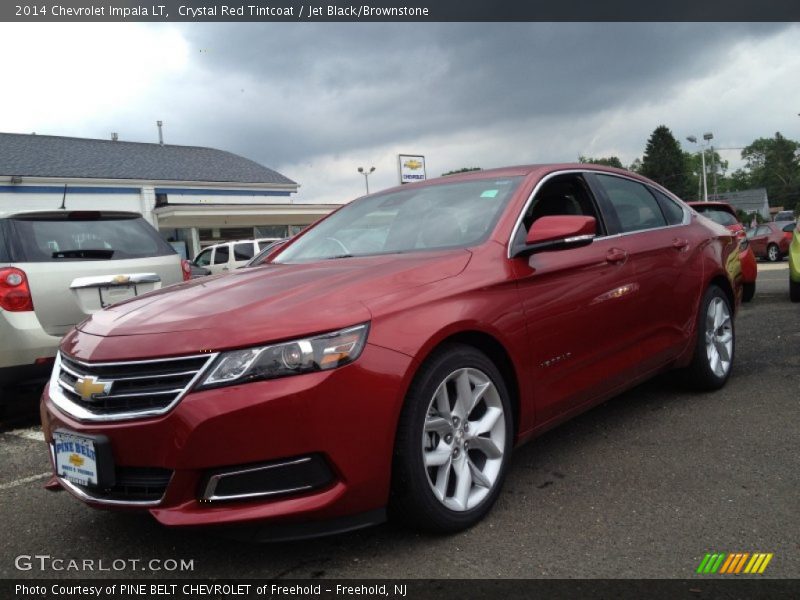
[74,376,112,401]
[112,275,131,284]
[403,159,423,170]
[68,453,85,468]
[697,552,774,575]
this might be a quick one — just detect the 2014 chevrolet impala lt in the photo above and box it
[40,165,741,538]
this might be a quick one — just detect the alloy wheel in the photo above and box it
[704,297,733,378]
[421,368,506,512]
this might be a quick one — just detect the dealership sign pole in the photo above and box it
[398,154,426,184]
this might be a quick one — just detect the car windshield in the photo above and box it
[275,176,523,263]
[697,208,738,227]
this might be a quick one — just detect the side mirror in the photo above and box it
[513,215,596,257]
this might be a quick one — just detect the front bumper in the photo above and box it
[41,343,413,531]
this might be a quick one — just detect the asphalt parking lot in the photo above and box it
[0,263,797,580]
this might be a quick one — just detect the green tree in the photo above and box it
[639,125,693,199]
[578,155,624,169]
[442,167,481,176]
[740,132,800,211]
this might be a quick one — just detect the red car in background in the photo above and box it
[40,165,741,538]
[689,202,757,302]
[746,221,793,263]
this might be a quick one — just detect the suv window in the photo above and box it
[194,248,212,267]
[782,223,795,233]
[213,245,229,265]
[233,242,254,261]
[8,214,175,262]
[595,175,667,233]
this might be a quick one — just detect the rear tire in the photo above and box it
[766,243,780,262]
[390,344,513,533]
[790,279,800,303]
[685,285,734,390]
[741,282,755,303]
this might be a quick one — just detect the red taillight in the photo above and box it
[0,267,34,312]
[181,259,192,281]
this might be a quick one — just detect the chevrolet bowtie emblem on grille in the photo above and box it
[74,376,112,401]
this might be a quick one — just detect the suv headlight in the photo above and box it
[198,323,369,389]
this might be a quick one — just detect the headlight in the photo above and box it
[198,323,369,389]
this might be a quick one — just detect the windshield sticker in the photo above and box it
[481,190,499,198]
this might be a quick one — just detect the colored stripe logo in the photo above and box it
[696,552,773,574]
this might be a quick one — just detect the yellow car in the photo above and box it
[790,221,800,302]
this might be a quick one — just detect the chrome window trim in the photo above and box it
[49,351,218,423]
[507,169,690,258]
[202,457,314,502]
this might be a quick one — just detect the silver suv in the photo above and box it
[0,210,188,388]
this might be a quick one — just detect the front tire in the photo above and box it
[685,285,735,390]
[390,344,513,533]
[766,243,780,262]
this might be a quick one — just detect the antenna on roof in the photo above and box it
[59,184,68,210]
[157,120,164,145]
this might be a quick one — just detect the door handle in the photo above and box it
[672,238,690,251]
[606,248,627,264]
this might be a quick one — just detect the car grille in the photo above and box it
[52,352,215,421]
[73,466,173,503]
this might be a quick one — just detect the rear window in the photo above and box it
[695,207,738,227]
[783,223,796,233]
[8,214,176,262]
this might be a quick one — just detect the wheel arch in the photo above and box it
[410,329,522,439]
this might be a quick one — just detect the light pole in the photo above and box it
[687,134,712,201]
[357,166,375,194]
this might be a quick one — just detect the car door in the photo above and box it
[211,244,230,274]
[512,172,642,424]
[747,225,770,258]
[589,173,702,372]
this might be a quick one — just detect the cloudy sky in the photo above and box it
[1,22,799,203]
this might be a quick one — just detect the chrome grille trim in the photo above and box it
[49,351,218,422]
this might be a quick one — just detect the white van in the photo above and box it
[192,238,280,275]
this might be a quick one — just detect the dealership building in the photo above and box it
[0,132,338,259]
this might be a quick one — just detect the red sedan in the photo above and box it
[689,201,757,302]
[41,165,741,537]
[746,221,792,262]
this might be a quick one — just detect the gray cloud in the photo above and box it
[156,23,784,165]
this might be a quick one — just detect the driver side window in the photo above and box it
[194,248,212,267]
[522,174,604,234]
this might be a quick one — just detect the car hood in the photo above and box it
[74,250,471,350]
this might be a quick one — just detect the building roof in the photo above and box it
[0,132,295,186]
[709,188,769,217]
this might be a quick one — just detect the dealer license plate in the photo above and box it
[53,431,98,486]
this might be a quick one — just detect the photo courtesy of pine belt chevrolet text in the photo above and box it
[39,164,742,539]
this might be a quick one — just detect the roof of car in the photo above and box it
[0,132,295,185]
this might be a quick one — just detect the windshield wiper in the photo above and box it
[52,249,115,259]
[325,254,354,259]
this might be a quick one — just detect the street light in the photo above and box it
[357,166,375,194]
[687,134,712,201]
